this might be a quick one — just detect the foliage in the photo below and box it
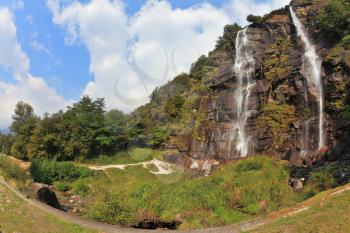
[247,14,263,24]
[89,191,134,225]
[308,164,338,192]
[257,103,296,150]
[54,181,72,192]
[24,96,124,161]
[263,38,292,82]
[215,23,242,50]
[316,0,350,43]
[0,133,13,155]
[72,179,90,196]
[189,55,217,81]
[165,95,185,119]
[30,159,93,184]
[10,101,39,160]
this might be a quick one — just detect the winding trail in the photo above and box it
[88,159,175,175]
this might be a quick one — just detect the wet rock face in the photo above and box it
[37,187,61,210]
[178,2,348,165]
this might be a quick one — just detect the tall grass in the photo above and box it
[87,156,298,229]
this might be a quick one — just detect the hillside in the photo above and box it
[251,184,350,232]
[0,182,96,233]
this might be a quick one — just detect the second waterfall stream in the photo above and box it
[290,7,325,152]
[232,28,255,157]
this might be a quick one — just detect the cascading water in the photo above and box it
[290,7,325,151]
[232,28,255,157]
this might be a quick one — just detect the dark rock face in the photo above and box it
[37,187,61,209]
[176,1,350,166]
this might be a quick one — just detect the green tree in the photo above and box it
[61,96,108,160]
[0,133,13,155]
[316,0,350,43]
[10,101,38,160]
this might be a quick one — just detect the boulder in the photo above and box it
[37,187,61,209]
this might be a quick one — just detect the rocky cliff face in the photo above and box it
[172,0,350,169]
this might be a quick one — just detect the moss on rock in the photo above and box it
[257,103,297,150]
[263,38,293,82]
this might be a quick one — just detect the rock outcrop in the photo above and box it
[172,0,350,168]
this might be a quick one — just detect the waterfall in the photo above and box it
[232,28,255,157]
[290,7,324,150]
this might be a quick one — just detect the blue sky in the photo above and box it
[0,0,290,128]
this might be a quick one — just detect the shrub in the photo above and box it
[189,55,216,80]
[30,159,93,184]
[54,181,72,192]
[165,96,185,119]
[308,165,338,191]
[215,24,242,50]
[89,191,134,225]
[72,180,90,196]
[247,14,263,24]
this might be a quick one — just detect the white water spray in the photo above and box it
[233,28,255,157]
[290,7,324,150]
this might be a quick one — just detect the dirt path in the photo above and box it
[88,159,175,175]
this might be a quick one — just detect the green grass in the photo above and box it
[251,188,350,233]
[0,183,97,233]
[86,148,163,165]
[0,156,30,190]
[82,156,301,229]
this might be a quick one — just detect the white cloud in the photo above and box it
[227,0,290,25]
[0,7,68,128]
[46,0,230,112]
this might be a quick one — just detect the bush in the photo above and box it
[247,14,263,24]
[30,159,93,184]
[54,181,72,192]
[165,96,185,119]
[215,24,242,50]
[308,165,338,191]
[89,191,134,225]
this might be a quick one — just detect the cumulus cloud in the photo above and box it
[0,7,68,128]
[47,0,230,112]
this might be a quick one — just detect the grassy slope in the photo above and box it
[85,148,163,165]
[0,183,97,233]
[251,185,350,233]
[84,156,301,229]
